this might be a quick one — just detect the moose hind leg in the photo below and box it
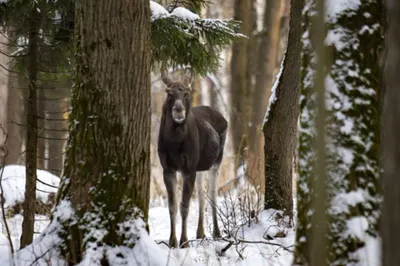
[180,172,196,248]
[196,172,206,239]
[163,170,178,248]
[209,165,221,238]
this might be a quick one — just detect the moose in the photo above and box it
[157,70,228,248]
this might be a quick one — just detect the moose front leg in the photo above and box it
[180,171,196,248]
[163,169,178,248]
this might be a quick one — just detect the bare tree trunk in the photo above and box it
[191,76,202,106]
[37,88,45,169]
[310,0,328,265]
[20,6,39,248]
[263,0,302,220]
[3,38,24,165]
[230,0,254,173]
[382,0,400,264]
[247,0,285,188]
[55,0,151,263]
[249,0,283,150]
[46,97,68,176]
[0,35,8,164]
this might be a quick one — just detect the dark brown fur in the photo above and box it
[157,76,227,248]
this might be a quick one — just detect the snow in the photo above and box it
[0,166,298,266]
[171,7,200,20]
[150,1,200,21]
[150,1,169,17]
[149,195,295,265]
[1,165,60,207]
[325,0,361,20]
[0,165,381,265]
[263,55,285,125]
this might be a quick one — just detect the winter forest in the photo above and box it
[0,0,398,265]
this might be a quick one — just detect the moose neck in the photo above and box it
[163,109,190,143]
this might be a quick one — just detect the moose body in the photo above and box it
[157,72,227,248]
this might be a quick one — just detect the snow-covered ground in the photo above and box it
[0,166,295,265]
[149,202,295,265]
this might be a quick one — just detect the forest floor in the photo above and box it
[0,165,295,265]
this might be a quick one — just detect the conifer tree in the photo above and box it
[295,0,383,264]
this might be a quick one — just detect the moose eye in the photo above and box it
[185,92,189,99]
[167,94,172,101]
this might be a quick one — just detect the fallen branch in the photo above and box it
[221,237,294,253]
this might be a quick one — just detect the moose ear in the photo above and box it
[161,71,173,88]
[183,68,194,88]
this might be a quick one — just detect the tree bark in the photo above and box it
[3,39,24,166]
[37,88,46,169]
[382,0,400,264]
[263,0,303,219]
[46,97,68,176]
[0,35,9,165]
[230,0,254,172]
[20,6,39,248]
[249,0,283,150]
[310,0,328,265]
[247,0,285,189]
[56,0,151,263]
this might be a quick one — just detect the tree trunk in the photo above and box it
[20,6,39,248]
[382,0,400,264]
[37,88,46,169]
[0,35,9,165]
[295,0,383,264]
[230,0,253,173]
[310,0,328,264]
[4,43,24,166]
[249,0,283,150]
[46,97,68,176]
[263,0,302,219]
[55,0,151,263]
[247,0,285,189]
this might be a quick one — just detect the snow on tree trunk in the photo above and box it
[295,0,383,264]
[262,0,303,219]
[52,0,152,264]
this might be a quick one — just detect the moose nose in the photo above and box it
[174,105,183,112]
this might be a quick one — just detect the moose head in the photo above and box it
[161,70,193,124]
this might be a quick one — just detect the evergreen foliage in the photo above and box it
[1,1,243,76]
[0,0,74,78]
[152,14,243,75]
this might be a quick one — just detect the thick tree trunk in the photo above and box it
[263,0,302,219]
[382,0,400,264]
[21,7,39,248]
[230,0,253,172]
[295,0,383,264]
[56,0,151,263]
